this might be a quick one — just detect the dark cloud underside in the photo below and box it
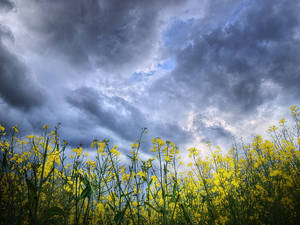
[0,0,14,12]
[0,25,44,110]
[66,87,145,141]
[164,0,300,113]
[66,86,191,144]
[22,0,186,74]
[0,0,299,152]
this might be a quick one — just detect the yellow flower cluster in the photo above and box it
[0,106,299,225]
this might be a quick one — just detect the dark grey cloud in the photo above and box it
[189,113,233,145]
[0,0,14,12]
[66,86,191,147]
[1,0,299,156]
[159,0,300,114]
[19,0,186,75]
[66,87,144,141]
[0,25,44,110]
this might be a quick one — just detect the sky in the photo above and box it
[0,0,299,158]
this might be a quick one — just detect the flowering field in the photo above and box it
[0,106,299,225]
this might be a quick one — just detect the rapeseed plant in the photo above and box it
[0,106,299,224]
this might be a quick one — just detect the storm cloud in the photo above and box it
[17,0,187,76]
[0,0,299,155]
[0,22,44,110]
[0,0,14,12]
[65,86,191,147]
[162,0,300,114]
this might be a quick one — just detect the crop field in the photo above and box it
[0,106,299,225]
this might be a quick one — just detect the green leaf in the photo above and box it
[144,202,161,213]
[40,206,65,225]
[42,166,55,184]
[180,203,194,225]
[80,176,92,199]
[80,184,92,199]
[114,201,129,224]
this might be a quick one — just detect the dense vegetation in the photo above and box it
[0,106,299,225]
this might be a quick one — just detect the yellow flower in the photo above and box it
[131,142,139,149]
[72,147,83,156]
[4,142,10,148]
[27,135,34,139]
[137,170,146,179]
[95,202,105,215]
[86,159,96,167]
[122,173,130,182]
[0,124,5,132]
[270,169,281,177]
[268,125,277,132]
[164,156,171,163]
[152,137,165,146]
[151,175,158,183]
[279,118,286,126]
[111,147,120,157]
[119,166,125,174]
[12,125,19,133]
